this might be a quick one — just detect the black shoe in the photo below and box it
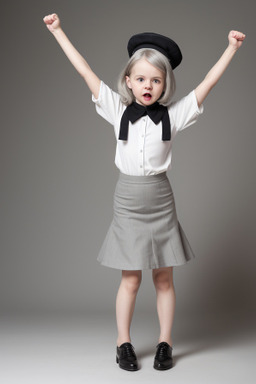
[153,342,173,370]
[116,342,138,371]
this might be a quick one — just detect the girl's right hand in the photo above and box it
[43,13,61,33]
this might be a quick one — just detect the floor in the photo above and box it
[1,310,255,384]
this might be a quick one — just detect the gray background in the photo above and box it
[1,0,255,321]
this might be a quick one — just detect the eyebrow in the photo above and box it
[135,75,163,79]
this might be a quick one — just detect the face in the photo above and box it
[126,58,165,106]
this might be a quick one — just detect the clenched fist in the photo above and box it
[43,13,61,33]
[228,30,246,50]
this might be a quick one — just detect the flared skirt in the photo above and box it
[97,172,195,270]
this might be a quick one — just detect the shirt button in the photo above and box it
[140,150,143,153]
[140,165,143,168]
[141,134,144,138]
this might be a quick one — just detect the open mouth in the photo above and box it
[143,93,152,101]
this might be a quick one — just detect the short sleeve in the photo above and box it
[169,90,204,133]
[92,81,125,126]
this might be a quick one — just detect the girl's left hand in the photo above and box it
[228,30,246,50]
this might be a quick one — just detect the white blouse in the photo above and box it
[92,81,204,176]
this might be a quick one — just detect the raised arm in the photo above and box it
[43,13,101,99]
[195,30,246,108]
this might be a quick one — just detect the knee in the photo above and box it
[122,271,142,295]
[153,271,173,292]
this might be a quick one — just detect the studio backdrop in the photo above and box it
[1,0,255,318]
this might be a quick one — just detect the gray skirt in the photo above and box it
[97,172,195,270]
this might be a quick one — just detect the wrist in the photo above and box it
[226,44,238,58]
[227,43,239,53]
[51,26,62,35]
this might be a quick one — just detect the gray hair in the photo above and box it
[117,48,176,106]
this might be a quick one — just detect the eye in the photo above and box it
[137,77,144,82]
[153,79,160,84]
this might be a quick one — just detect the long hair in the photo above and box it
[117,48,176,106]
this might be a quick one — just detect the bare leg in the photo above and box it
[152,267,175,346]
[116,270,142,347]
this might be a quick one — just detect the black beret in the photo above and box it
[127,32,182,70]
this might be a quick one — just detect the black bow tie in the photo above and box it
[119,101,171,141]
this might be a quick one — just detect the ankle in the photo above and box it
[117,338,131,347]
[158,338,173,347]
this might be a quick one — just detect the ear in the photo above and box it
[126,76,132,89]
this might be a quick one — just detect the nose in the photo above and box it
[144,80,152,89]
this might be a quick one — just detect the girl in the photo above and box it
[43,13,245,371]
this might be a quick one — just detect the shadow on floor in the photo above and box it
[135,309,256,365]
